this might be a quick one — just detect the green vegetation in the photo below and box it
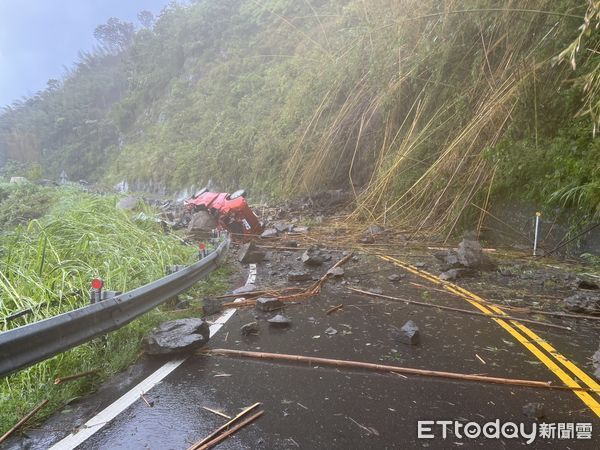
[0,183,56,229]
[0,0,598,234]
[0,186,227,434]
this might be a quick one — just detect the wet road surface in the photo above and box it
[15,251,600,449]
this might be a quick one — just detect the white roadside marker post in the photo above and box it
[533,211,541,256]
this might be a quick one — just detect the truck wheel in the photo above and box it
[192,187,208,199]
[227,189,246,200]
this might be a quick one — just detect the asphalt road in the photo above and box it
[11,250,600,449]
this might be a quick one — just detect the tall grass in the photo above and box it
[0,187,205,434]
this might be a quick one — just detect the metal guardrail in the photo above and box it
[0,237,229,377]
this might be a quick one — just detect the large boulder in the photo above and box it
[456,233,496,270]
[435,232,496,271]
[143,318,210,355]
[187,211,217,234]
[564,292,600,314]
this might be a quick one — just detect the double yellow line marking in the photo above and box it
[379,255,600,418]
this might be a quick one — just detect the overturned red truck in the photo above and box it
[184,188,262,238]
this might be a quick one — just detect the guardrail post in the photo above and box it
[89,278,103,304]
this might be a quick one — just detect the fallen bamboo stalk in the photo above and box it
[349,288,571,331]
[140,392,154,407]
[54,370,98,385]
[520,309,600,322]
[0,399,49,444]
[187,402,261,450]
[408,281,598,322]
[196,410,264,450]
[201,406,231,420]
[204,349,598,393]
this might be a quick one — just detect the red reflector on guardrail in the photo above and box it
[91,278,104,290]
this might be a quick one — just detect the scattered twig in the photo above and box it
[54,370,98,385]
[140,392,154,407]
[475,354,486,365]
[202,407,231,420]
[196,410,264,450]
[347,416,374,435]
[187,402,261,450]
[326,304,344,315]
[349,287,571,331]
[204,349,599,393]
[0,399,49,444]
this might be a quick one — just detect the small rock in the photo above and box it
[241,322,259,335]
[238,241,266,264]
[391,320,420,345]
[327,267,345,277]
[522,403,544,419]
[388,274,403,282]
[143,318,210,355]
[281,240,299,248]
[593,346,600,380]
[261,228,278,238]
[175,300,190,310]
[564,292,600,314]
[232,284,257,295]
[325,327,338,335]
[576,277,600,290]
[288,271,312,282]
[367,224,385,235]
[268,314,291,327]
[414,262,426,269]
[358,235,375,244]
[371,288,383,295]
[302,246,324,266]
[255,297,283,312]
[439,269,472,281]
[274,222,291,233]
[202,298,223,316]
[294,226,309,233]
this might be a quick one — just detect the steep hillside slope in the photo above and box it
[1,0,598,233]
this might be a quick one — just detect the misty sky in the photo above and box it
[0,0,173,108]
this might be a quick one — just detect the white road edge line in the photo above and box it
[49,263,256,450]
